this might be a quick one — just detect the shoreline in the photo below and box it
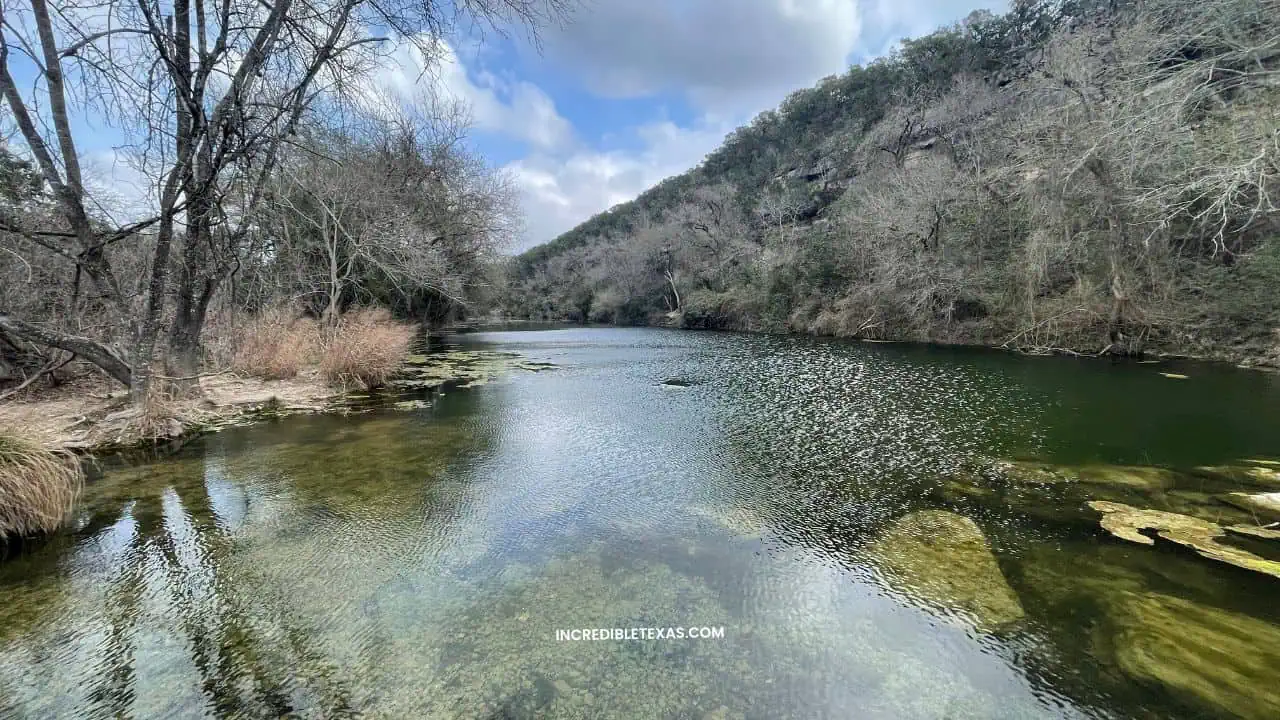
[0,369,347,457]
[3,323,1274,458]
[502,319,1280,373]
[0,347,555,457]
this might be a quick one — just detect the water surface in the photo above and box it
[3,328,1280,719]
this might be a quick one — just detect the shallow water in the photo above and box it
[3,328,1280,719]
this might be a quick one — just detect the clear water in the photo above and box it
[3,328,1279,719]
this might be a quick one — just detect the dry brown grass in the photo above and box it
[318,308,415,390]
[229,306,319,380]
[0,430,83,537]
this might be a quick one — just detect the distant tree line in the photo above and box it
[501,0,1280,364]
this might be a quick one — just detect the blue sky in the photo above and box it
[3,0,1007,251]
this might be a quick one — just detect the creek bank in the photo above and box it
[0,349,554,456]
[604,320,1280,372]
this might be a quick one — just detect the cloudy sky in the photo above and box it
[14,0,1005,252]
[453,0,1009,250]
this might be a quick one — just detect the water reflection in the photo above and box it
[1,328,1279,719]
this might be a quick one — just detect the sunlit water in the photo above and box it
[3,328,1280,719]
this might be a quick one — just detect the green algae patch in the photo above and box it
[1088,501,1280,580]
[1110,592,1280,720]
[866,510,1024,632]
[390,349,555,392]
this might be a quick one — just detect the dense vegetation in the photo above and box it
[502,0,1280,364]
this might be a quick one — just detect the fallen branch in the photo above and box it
[1001,307,1095,349]
[0,351,74,402]
[150,368,235,382]
[0,313,132,388]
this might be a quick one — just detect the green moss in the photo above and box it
[1110,593,1280,720]
[865,510,1024,631]
[389,349,554,392]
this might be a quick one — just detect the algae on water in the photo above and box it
[865,510,1024,632]
[1088,501,1280,580]
[391,349,555,392]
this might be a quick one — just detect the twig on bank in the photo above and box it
[1001,307,1097,349]
[0,352,75,402]
[150,368,235,382]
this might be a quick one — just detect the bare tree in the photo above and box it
[261,95,516,324]
[0,0,567,396]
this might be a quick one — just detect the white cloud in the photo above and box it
[81,149,158,223]
[506,119,734,249]
[540,0,864,116]
[378,40,575,152]
[361,35,734,250]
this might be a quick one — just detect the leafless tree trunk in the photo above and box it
[1,0,567,398]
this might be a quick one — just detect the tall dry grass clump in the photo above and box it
[0,431,84,538]
[230,306,319,379]
[319,308,414,389]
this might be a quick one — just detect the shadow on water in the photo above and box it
[1,328,1279,719]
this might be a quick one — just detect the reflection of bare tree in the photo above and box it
[85,501,150,717]
[62,462,357,717]
[1,406,492,717]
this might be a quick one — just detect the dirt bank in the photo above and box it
[0,370,341,453]
[0,348,556,454]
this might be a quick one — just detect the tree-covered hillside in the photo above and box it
[501,0,1280,364]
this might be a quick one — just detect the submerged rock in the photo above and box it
[1088,501,1280,580]
[1110,592,1280,720]
[1194,464,1280,487]
[866,510,1024,631]
[993,461,1175,491]
[1222,492,1280,519]
[1225,524,1280,541]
